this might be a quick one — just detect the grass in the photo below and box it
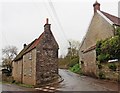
[17,83,34,88]
[1,80,34,88]
[1,81,11,84]
[69,63,82,74]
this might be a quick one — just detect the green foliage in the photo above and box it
[98,72,106,79]
[116,27,120,36]
[68,57,79,67]
[59,40,80,69]
[97,54,110,62]
[96,27,120,62]
[108,63,117,71]
[97,64,102,69]
[69,63,81,74]
[58,56,70,69]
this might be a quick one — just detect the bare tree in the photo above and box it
[67,39,80,57]
[2,46,18,72]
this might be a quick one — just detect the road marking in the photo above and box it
[45,86,50,89]
[35,86,56,92]
[49,87,55,90]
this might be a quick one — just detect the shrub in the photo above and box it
[116,27,120,36]
[69,63,81,74]
[98,72,105,79]
[96,33,120,62]
[68,57,79,67]
[108,63,117,71]
[97,54,110,62]
[98,64,102,69]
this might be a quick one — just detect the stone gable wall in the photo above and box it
[80,12,115,76]
[36,29,58,85]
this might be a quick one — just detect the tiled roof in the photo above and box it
[14,32,44,61]
[25,32,44,53]
[101,11,120,26]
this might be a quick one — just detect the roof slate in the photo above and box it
[101,11,120,26]
[14,32,44,61]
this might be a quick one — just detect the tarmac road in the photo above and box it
[57,69,119,92]
[1,69,119,92]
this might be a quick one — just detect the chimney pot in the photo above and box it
[24,44,27,48]
[93,1,100,13]
[46,18,49,24]
[44,18,51,31]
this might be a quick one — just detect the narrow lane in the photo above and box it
[57,69,116,91]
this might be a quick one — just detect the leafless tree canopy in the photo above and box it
[68,39,80,57]
[2,46,18,71]
[2,46,18,60]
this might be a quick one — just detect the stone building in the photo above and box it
[79,1,120,77]
[12,19,59,85]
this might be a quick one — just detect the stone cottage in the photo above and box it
[79,1,120,77]
[12,18,59,85]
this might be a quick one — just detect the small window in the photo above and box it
[29,52,32,60]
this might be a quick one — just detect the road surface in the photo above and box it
[57,69,119,91]
[1,69,119,92]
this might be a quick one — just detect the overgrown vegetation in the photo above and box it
[96,27,120,62]
[97,63,102,69]
[69,63,82,74]
[108,63,117,71]
[98,72,106,79]
[58,40,81,74]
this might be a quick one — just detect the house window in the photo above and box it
[29,52,32,60]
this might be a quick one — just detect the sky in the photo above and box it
[0,0,119,62]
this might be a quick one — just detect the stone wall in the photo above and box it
[97,61,120,81]
[36,24,59,85]
[79,12,115,77]
[12,59,23,83]
[12,21,59,86]
[22,49,36,85]
[36,39,58,85]
[80,12,114,51]
[80,50,97,77]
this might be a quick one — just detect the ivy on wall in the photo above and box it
[96,27,120,62]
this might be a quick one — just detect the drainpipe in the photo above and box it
[113,24,117,36]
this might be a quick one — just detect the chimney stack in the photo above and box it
[93,1,100,13]
[46,18,49,24]
[44,18,51,31]
[23,44,27,48]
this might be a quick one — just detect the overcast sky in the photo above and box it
[0,0,119,60]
